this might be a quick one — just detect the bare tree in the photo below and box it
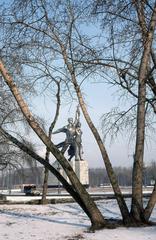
[1,0,156,225]
[91,0,156,222]
[0,60,108,229]
[0,126,91,219]
[41,79,61,204]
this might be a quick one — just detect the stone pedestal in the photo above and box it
[75,160,89,186]
[47,160,89,187]
[62,160,75,184]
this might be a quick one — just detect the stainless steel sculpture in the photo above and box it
[53,106,83,161]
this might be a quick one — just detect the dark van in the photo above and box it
[23,185,40,196]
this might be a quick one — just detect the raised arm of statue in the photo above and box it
[74,105,80,126]
[52,127,66,134]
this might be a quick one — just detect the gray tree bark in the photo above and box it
[131,2,156,222]
[41,81,61,204]
[0,60,108,229]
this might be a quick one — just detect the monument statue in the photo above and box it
[53,106,83,161]
[75,121,83,160]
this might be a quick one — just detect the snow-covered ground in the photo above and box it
[0,199,156,240]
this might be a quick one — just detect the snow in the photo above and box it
[6,195,73,202]
[0,199,156,240]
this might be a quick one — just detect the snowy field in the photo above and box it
[0,199,156,240]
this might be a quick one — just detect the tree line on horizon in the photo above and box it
[0,162,156,189]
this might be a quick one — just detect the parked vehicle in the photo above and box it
[0,194,6,201]
[23,185,40,196]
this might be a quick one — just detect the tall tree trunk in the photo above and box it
[41,152,49,204]
[0,61,108,229]
[59,44,131,224]
[131,2,156,222]
[0,127,90,218]
[41,81,61,204]
[143,183,156,221]
[135,1,156,220]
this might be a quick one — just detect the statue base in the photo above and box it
[75,160,89,187]
[47,160,89,187]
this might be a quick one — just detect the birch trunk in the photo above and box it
[41,82,61,204]
[59,45,131,224]
[0,60,107,229]
[0,127,90,218]
[131,3,156,221]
